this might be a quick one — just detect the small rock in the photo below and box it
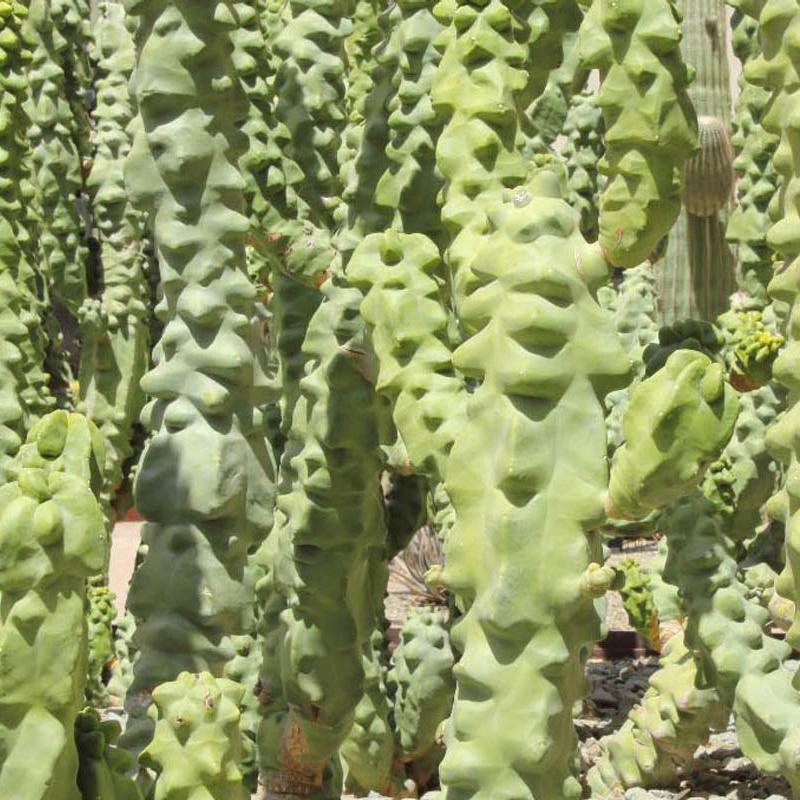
[722,756,752,773]
[625,788,655,800]
[592,687,618,708]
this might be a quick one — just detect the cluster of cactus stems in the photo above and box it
[12,2,800,800]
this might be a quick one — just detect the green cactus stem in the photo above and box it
[140,672,248,800]
[107,610,137,704]
[586,630,727,797]
[579,0,698,268]
[432,164,630,800]
[85,584,116,707]
[726,5,780,307]
[561,87,605,243]
[265,0,353,285]
[0,411,107,800]
[388,607,455,778]
[78,1,148,527]
[122,0,277,759]
[348,232,466,485]
[23,0,89,318]
[255,278,392,798]
[75,708,142,800]
[607,349,739,520]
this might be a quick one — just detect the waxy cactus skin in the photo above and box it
[122,0,276,757]
[141,672,248,800]
[78,0,148,527]
[0,411,107,800]
[579,0,698,268]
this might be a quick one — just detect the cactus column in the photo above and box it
[122,0,276,756]
[78,0,149,526]
[0,412,108,800]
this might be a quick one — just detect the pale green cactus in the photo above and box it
[0,411,107,800]
[85,584,116,707]
[435,165,631,800]
[140,672,247,800]
[579,0,698,268]
[608,349,739,520]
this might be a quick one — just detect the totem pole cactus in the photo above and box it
[256,280,392,797]
[24,0,89,318]
[388,607,455,779]
[0,411,107,800]
[726,4,780,307]
[85,584,117,706]
[579,0,698,268]
[78,0,148,525]
[75,708,142,800]
[122,0,276,757]
[607,349,739,520]
[140,672,247,800]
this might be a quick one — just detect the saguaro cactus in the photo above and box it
[122,0,276,755]
[0,411,107,800]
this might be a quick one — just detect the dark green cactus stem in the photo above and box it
[388,607,455,777]
[345,0,383,120]
[435,165,630,800]
[78,0,148,528]
[340,471,428,794]
[122,0,277,758]
[560,87,604,243]
[85,584,116,707]
[256,279,392,797]
[50,0,93,160]
[24,0,89,319]
[726,5,780,307]
[340,629,398,795]
[75,708,142,800]
[373,0,445,244]
[0,0,38,474]
[579,0,698,268]
[657,0,736,324]
[0,411,107,800]
[267,0,353,285]
[140,672,247,800]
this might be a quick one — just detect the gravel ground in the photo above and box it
[579,658,792,800]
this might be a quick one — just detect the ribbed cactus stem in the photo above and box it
[726,4,781,306]
[122,0,276,758]
[0,1,38,473]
